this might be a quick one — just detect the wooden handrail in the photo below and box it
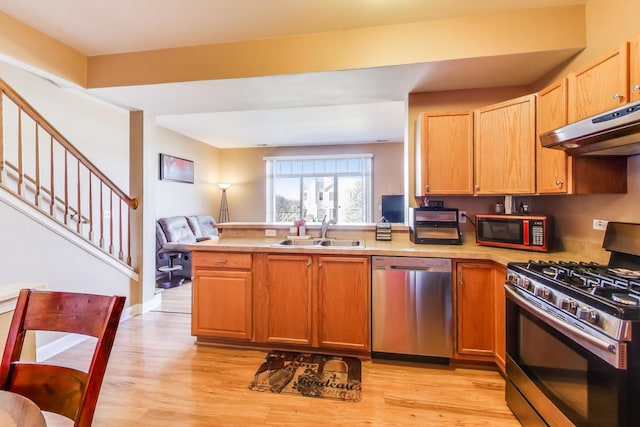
[0,78,138,209]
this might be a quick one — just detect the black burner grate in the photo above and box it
[509,260,640,319]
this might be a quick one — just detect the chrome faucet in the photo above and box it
[320,215,336,239]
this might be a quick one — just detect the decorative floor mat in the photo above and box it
[249,350,362,402]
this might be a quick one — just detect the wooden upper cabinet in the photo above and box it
[474,94,536,195]
[568,43,629,122]
[537,80,628,194]
[631,33,640,102]
[415,111,474,195]
[537,80,569,194]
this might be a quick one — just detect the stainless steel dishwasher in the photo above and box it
[371,256,453,361]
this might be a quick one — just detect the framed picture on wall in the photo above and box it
[159,153,194,183]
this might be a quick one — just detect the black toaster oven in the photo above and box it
[409,207,462,245]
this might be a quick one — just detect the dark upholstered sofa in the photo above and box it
[156,215,219,281]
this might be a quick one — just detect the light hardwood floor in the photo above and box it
[46,285,521,426]
[153,281,193,314]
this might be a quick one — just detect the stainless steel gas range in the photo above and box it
[504,222,640,427]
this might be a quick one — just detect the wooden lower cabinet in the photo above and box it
[191,252,253,340]
[260,254,313,346]
[454,261,508,370]
[494,264,507,373]
[455,261,495,359]
[191,250,512,366]
[316,255,370,352]
[255,253,371,354]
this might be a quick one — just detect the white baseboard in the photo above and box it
[37,333,89,362]
[37,294,162,361]
[133,293,162,315]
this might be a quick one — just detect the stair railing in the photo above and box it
[0,78,138,268]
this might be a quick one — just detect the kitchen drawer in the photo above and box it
[192,252,252,269]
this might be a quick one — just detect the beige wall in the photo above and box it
[217,142,403,223]
[0,11,86,85]
[154,127,220,219]
[0,6,586,91]
[86,6,585,88]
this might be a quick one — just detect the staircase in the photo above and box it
[0,78,138,271]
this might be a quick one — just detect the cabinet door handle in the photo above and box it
[459,271,463,285]
[318,262,323,268]
[555,180,564,186]
[306,262,312,267]
[474,185,480,191]
[425,184,430,192]
[612,93,624,100]
[633,85,640,92]
[214,259,228,264]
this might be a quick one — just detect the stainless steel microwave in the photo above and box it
[475,214,552,252]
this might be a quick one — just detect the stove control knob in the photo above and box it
[534,286,552,300]
[517,277,532,291]
[577,307,599,324]
[561,298,577,314]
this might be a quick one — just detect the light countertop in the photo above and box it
[188,236,609,267]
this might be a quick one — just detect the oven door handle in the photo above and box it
[505,285,626,369]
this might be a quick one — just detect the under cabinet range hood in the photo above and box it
[540,102,640,156]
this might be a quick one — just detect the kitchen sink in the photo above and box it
[273,238,324,246]
[272,238,364,248]
[318,239,364,247]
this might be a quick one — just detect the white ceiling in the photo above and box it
[0,0,587,148]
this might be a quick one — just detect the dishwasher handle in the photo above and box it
[386,266,437,271]
[372,257,452,273]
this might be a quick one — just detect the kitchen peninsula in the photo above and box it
[187,227,606,372]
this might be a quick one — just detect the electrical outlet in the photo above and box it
[593,219,608,231]
[265,229,277,237]
[459,211,467,223]
[103,210,111,219]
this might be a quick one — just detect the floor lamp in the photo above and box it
[218,183,230,223]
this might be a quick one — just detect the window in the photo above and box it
[265,154,372,224]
